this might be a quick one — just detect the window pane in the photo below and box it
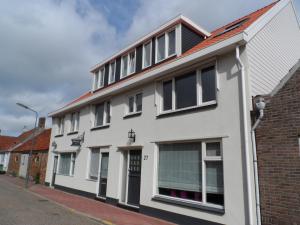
[206,161,224,205]
[158,143,202,202]
[109,62,115,83]
[136,93,143,112]
[175,72,197,109]
[201,66,216,102]
[168,30,176,56]
[206,142,221,156]
[163,80,172,111]
[95,103,104,126]
[144,42,151,68]
[129,52,135,74]
[157,35,165,61]
[99,68,105,87]
[106,101,111,124]
[59,153,71,175]
[75,112,79,131]
[94,73,99,90]
[71,153,76,175]
[70,113,75,132]
[89,149,100,179]
[100,153,109,179]
[122,55,128,77]
[128,96,134,113]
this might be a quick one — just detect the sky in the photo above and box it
[0,0,299,136]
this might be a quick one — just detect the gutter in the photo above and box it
[235,45,254,225]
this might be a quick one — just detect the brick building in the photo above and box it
[256,61,300,225]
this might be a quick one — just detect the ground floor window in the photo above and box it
[88,148,100,180]
[158,141,224,206]
[58,153,76,176]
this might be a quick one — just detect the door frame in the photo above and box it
[96,147,110,199]
[51,154,58,187]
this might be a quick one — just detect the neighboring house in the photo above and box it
[255,61,300,225]
[0,135,18,172]
[45,1,300,225]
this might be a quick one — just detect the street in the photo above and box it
[0,179,102,225]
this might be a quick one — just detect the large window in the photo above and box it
[93,101,111,128]
[143,41,152,68]
[109,61,116,84]
[121,50,136,78]
[93,67,105,90]
[58,153,76,176]
[156,29,176,63]
[70,112,79,133]
[126,93,143,115]
[161,66,216,113]
[57,117,64,135]
[158,141,223,206]
[88,148,100,180]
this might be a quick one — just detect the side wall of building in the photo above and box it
[256,69,300,225]
[7,152,21,176]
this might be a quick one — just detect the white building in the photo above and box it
[45,1,300,225]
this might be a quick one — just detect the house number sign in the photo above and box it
[144,155,149,160]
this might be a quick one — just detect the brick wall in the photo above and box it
[256,69,300,225]
[7,153,21,176]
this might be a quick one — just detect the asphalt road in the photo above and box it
[0,179,102,225]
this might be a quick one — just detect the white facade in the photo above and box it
[45,1,300,225]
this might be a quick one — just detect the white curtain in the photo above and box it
[206,161,224,194]
[59,153,71,175]
[89,149,100,179]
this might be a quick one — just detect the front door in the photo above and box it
[127,150,142,206]
[19,154,29,178]
[51,155,58,186]
[98,153,109,197]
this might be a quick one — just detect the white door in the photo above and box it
[19,154,29,178]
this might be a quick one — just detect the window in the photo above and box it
[93,101,111,127]
[93,72,99,90]
[58,153,76,176]
[88,148,100,180]
[70,112,79,133]
[109,61,116,84]
[57,117,64,135]
[99,152,109,197]
[143,41,152,68]
[93,67,105,91]
[160,66,216,113]
[121,50,136,78]
[157,141,223,207]
[156,29,176,63]
[126,93,143,115]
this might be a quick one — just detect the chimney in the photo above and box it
[38,117,46,129]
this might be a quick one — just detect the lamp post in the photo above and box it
[16,103,38,188]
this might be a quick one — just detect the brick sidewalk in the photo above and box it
[1,175,175,225]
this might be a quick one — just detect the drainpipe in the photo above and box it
[251,97,266,225]
[235,45,254,225]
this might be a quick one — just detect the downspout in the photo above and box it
[251,97,266,225]
[235,45,254,225]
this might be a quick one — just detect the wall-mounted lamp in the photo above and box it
[51,141,57,149]
[128,129,136,143]
[71,132,85,147]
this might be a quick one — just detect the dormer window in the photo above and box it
[93,67,105,91]
[57,117,64,136]
[109,61,116,84]
[143,41,152,68]
[156,29,176,63]
[121,50,136,78]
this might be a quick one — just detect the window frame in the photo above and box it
[98,67,105,89]
[155,28,177,64]
[125,92,143,116]
[57,117,65,136]
[69,112,80,133]
[155,140,224,210]
[58,152,76,176]
[158,64,217,115]
[121,49,136,78]
[92,101,111,129]
[108,60,116,84]
[142,40,152,69]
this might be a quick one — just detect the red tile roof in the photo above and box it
[0,136,18,151]
[12,129,51,153]
[55,1,278,113]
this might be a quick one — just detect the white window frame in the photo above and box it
[142,40,152,69]
[92,101,111,128]
[69,112,80,133]
[108,60,116,84]
[57,117,64,135]
[154,140,224,209]
[155,28,177,63]
[125,92,143,115]
[121,50,136,78]
[58,152,76,176]
[98,67,105,89]
[158,64,217,115]
[93,72,99,91]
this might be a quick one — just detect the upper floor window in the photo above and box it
[109,61,116,84]
[160,65,216,113]
[93,67,105,91]
[70,112,79,133]
[121,50,136,78]
[143,41,152,68]
[93,101,111,128]
[126,93,143,115]
[57,117,64,135]
[156,29,176,63]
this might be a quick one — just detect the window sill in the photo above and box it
[54,134,63,138]
[90,124,110,131]
[56,173,74,177]
[155,53,177,64]
[67,131,79,136]
[157,101,217,118]
[152,195,224,214]
[86,178,98,182]
[123,111,142,119]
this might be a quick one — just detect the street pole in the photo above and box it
[16,103,39,188]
